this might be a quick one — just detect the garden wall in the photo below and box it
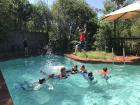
[0,31,48,59]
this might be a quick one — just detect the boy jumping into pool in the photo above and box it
[74,24,88,58]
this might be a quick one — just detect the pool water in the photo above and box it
[0,55,140,105]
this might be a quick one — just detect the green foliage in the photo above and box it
[131,18,140,36]
[1,0,138,54]
[111,0,126,6]
[99,0,136,53]
[0,0,15,42]
[103,0,116,14]
[29,1,52,32]
[76,51,112,59]
[94,21,113,51]
[51,0,98,51]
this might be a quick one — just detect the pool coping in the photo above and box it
[64,54,140,64]
[0,70,13,105]
[0,53,140,65]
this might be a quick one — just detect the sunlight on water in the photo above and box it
[0,55,140,105]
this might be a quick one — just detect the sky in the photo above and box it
[85,0,104,9]
[29,0,104,17]
[29,0,104,9]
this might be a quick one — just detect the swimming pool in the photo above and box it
[0,55,140,105]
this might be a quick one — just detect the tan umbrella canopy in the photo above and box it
[103,1,140,21]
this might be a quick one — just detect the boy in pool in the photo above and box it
[88,72,94,81]
[60,67,68,78]
[71,65,79,74]
[99,67,110,80]
[65,65,79,74]
[18,78,47,91]
[81,70,95,82]
[48,67,68,79]
[99,67,109,76]
[80,65,87,73]
[79,65,94,81]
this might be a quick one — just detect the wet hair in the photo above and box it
[74,65,77,68]
[61,67,66,72]
[103,67,108,72]
[81,65,85,69]
[39,78,46,84]
[88,72,93,77]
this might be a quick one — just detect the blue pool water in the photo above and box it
[0,55,140,105]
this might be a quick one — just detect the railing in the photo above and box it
[110,37,140,55]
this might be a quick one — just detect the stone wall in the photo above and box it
[0,31,48,58]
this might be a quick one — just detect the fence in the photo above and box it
[0,31,48,58]
[110,37,140,55]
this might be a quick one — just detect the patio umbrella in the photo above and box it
[103,1,140,21]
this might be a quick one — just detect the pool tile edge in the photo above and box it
[0,70,14,105]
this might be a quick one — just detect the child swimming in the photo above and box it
[99,67,111,80]
[82,71,95,81]
[47,67,69,79]
[80,65,87,73]
[88,72,94,81]
[15,78,47,91]
[71,65,79,74]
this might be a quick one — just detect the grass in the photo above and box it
[75,51,113,59]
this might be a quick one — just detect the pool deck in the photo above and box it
[0,70,13,105]
[65,54,140,64]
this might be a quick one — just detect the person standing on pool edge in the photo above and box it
[75,24,87,57]
[23,38,29,56]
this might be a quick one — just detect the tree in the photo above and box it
[0,0,15,42]
[29,1,52,32]
[94,21,113,51]
[15,0,33,31]
[95,0,134,53]
[51,0,98,51]
[131,18,140,37]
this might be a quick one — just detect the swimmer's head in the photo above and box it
[61,67,66,72]
[81,65,85,69]
[39,78,46,84]
[74,65,78,69]
[80,65,85,72]
[103,67,108,72]
[88,72,93,77]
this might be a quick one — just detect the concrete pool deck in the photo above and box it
[0,70,13,105]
